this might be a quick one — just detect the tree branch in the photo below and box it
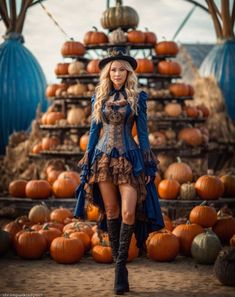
[9,0,17,32]
[15,0,33,34]
[221,0,233,38]
[206,0,223,39]
[0,0,10,28]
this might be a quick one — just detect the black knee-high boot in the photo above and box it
[106,218,120,261]
[114,222,135,295]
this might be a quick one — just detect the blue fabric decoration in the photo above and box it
[200,40,235,121]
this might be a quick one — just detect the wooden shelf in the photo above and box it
[39,125,90,131]
[57,73,181,80]
[149,116,207,123]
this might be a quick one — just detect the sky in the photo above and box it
[0,0,218,83]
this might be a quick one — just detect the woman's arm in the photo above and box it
[135,91,159,178]
[78,95,102,182]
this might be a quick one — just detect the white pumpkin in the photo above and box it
[67,108,86,125]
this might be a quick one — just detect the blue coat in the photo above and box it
[74,90,164,248]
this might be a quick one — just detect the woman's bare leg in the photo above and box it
[118,183,137,225]
[98,181,120,219]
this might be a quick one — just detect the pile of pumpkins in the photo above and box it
[154,158,235,200]
[0,204,138,264]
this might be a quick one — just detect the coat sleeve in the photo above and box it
[135,91,159,177]
[78,95,102,182]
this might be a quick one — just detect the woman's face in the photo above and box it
[109,60,128,89]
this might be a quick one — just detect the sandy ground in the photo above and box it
[0,251,234,297]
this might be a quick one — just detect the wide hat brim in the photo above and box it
[98,55,137,70]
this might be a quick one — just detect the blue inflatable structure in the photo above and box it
[0,35,48,155]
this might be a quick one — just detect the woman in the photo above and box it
[74,47,164,295]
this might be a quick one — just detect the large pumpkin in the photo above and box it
[189,205,217,228]
[191,230,222,264]
[101,2,139,31]
[39,224,62,250]
[61,41,86,57]
[84,27,108,45]
[58,171,80,185]
[70,231,91,252]
[147,230,179,261]
[15,228,47,259]
[26,180,52,199]
[50,234,84,264]
[195,174,224,200]
[127,30,145,43]
[144,28,157,44]
[8,179,27,198]
[172,222,204,256]
[164,157,193,184]
[67,108,86,125]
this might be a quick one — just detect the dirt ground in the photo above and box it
[0,251,234,297]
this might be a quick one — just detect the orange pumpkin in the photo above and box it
[212,217,235,243]
[26,180,52,199]
[169,83,189,97]
[164,158,193,184]
[50,208,73,224]
[154,41,179,55]
[127,30,146,43]
[15,228,47,259]
[178,128,203,147]
[164,103,182,117]
[54,63,70,75]
[136,59,154,73]
[184,106,199,118]
[80,133,89,152]
[83,27,108,45]
[70,230,91,252]
[147,230,179,261]
[41,136,60,151]
[220,175,235,197]
[61,40,86,56]
[46,112,65,125]
[158,178,180,200]
[172,223,204,256]
[46,84,60,98]
[8,180,27,198]
[87,59,100,74]
[230,234,235,246]
[47,170,62,185]
[52,177,77,198]
[144,28,157,44]
[189,205,217,227]
[157,61,181,75]
[39,224,62,249]
[86,203,100,221]
[3,219,22,242]
[58,171,80,185]
[92,244,113,263]
[50,234,84,263]
[195,175,224,200]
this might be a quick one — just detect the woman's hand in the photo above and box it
[145,176,151,184]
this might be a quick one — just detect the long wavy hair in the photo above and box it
[93,60,139,123]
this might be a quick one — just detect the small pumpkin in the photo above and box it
[191,230,222,264]
[70,230,91,252]
[86,59,100,74]
[28,204,50,224]
[164,103,182,117]
[46,111,65,125]
[83,27,108,45]
[169,83,189,97]
[67,107,86,125]
[189,204,217,228]
[41,136,60,151]
[212,216,235,243]
[52,176,77,198]
[220,175,235,197]
[158,178,180,200]
[108,27,127,44]
[154,41,179,56]
[54,63,70,75]
[50,207,73,224]
[61,40,86,57]
[32,143,43,154]
[58,171,80,185]
[8,180,27,198]
[67,83,87,96]
[26,180,52,199]
[127,30,145,43]
[144,28,157,44]
[3,219,22,241]
[178,127,203,147]
[135,59,154,73]
[179,182,197,200]
[80,133,89,152]
[39,224,62,250]
[157,61,181,75]
[68,61,85,75]
[86,203,100,222]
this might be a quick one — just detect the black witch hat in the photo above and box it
[98,47,137,70]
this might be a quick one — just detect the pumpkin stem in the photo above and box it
[92,26,98,32]
[64,232,70,238]
[207,169,214,176]
[200,200,207,206]
[176,156,182,163]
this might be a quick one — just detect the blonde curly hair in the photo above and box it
[92,60,139,123]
